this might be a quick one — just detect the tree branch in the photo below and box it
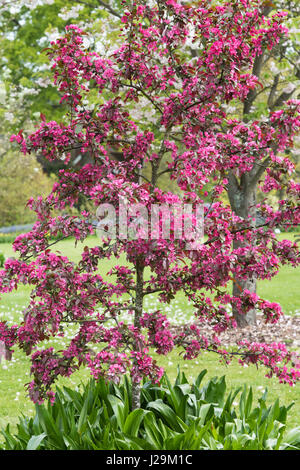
[120,81,163,114]
[243,52,265,117]
[267,73,280,109]
[95,0,122,19]
[73,0,99,9]
[248,155,271,190]
[270,86,297,111]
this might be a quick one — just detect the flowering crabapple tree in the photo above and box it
[0,0,300,409]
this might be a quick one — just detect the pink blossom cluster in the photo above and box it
[237,340,300,386]
[140,311,174,355]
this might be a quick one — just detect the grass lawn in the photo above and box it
[0,232,299,434]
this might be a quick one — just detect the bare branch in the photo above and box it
[270,86,297,111]
[156,167,173,178]
[95,0,122,19]
[243,52,265,117]
[120,81,163,114]
[71,0,122,18]
[267,73,280,109]
[73,0,99,8]
[249,156,271,190]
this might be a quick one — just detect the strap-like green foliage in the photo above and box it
[1,370,299,450]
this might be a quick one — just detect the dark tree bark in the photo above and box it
[228,173,257,326]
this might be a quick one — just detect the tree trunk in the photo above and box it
[131,260,144,410]
[131,381,142,410]
[232,241,257,327]
[228,176,257,327]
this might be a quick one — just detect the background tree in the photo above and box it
[224,0,300,326]
[0,151,54,227]
[0,0,122,130]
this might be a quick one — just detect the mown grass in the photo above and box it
[0,232,299,435]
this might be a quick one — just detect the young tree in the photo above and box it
[0,0,299,408]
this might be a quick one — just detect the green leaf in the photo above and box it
[123,409,148,437]
[35,406,65,449]
[244,387,253,419]
[239,384,247,418]
[225,387,241,411]
[146,399,187,432]
[281,427,300,450]
[107,394,126,430]
[164,374,181,412]
[143,412,164,448]
[122,434,155,451]
[199,404,214,425]
[78,393,90,435]
[194,369,207,388]
[202,376,226,406]
[26,433,47,450]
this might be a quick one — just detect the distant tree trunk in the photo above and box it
[228,174,257,327]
